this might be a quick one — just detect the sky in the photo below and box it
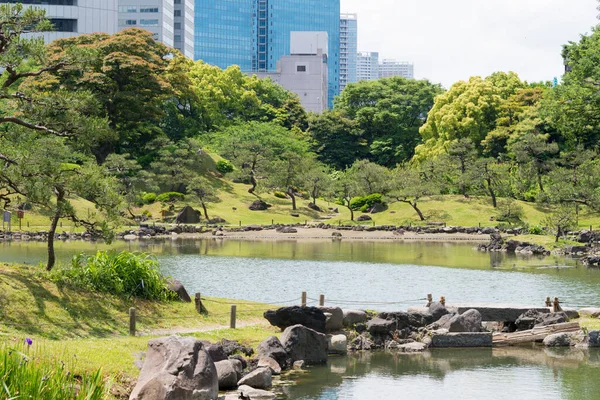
[341,0,599,88]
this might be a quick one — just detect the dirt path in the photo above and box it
[146,320,267,336]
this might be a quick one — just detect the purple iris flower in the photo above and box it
[24,338,33,346]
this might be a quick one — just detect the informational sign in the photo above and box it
[17,210,24,219]
[2,211,10,222]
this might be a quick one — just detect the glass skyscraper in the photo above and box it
[194,0,254,71]
[195,0,340,106]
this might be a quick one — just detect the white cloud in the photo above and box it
[342,0,597,88]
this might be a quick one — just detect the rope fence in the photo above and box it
[1,291,588,337]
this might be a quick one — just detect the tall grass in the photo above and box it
[52,251,178,301]
[0,341,107,399]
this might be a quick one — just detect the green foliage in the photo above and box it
[142,192,157,204]
[543,205,577,242]
[528,225,545,235]
[216,159,234,174]
[274,191,287,199]
[495,199,525,223]
[0,341,107,400]
[156,192,185,203]
[52,251,178,301]
[349,193,384,211]
[142,209,152,218]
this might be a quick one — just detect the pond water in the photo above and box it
[280,347,600,400]
[3,239,600,399]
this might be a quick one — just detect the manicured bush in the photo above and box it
[52,251,178,301]
[274,191,287,199]
[142,209,152,218]
[216,159,234,174]
[0,341,107,399]
[141,192,157,204]
[528,225,545,235]
[350,193,384,211]
[156,192,185,203]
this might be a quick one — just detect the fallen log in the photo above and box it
[493,322,580,346]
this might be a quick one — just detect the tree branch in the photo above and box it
[0,116,74,136]
[3,62,68,88]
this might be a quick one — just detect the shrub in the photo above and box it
[52,251,178,301]
[528,225,544,235]
[216,159,234,174]
[0,341,107,399]
[156,192,184,203]
[350,193,384,211]
[142,192,157,204]
[274,191,287,199]
[496,199,524,224]
[142,209,152,218]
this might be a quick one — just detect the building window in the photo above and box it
[118,6,136,13]
[174,10,181,17]
[297,65,306,72]
[139,7,159,13]
[49,18,77,32]
[140,19,159,26]
[174,22,181,29]
[119,19,137,26]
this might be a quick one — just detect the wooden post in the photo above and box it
[129,307,136,336]
[426,294,433,307]
[230,305,237,329]
[545,297,552,307]
[319,294,325,306]
[553,297,562,313]
[301,291,307,307]
[440,296,446,306]
[195,293,204,314]
[239,221,242,227]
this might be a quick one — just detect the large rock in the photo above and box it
[175,205,201,224]
[515,310,568,331]
[263,306,326,333]
[237,367,272,390]
[448,309,482,333]
[317,306,344,332]
[167,279,191,303]
[256,336,287,370]
[579,308,600,318]
[257,357,281,375]
[454,305,549,323]
[431,332,493,348]
[398,342,427,353]
[238,385,276,400]
[343,309,368,327]
[328,334,348,355]
[220,339,254,357]
[428,302,449,321]
[130,336,218,400]
[366,317,397,335]
[543,333,573,347]
[200,342,227,362]
[280,324,328,365]
[428,313,456,330]
[357,214,372,221]
[214,360,239,390]
[249,200,271,211]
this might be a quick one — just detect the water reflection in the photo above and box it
[280,347,600,400]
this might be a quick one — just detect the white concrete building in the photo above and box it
[118,0,174,47]
[356,51,379,81]
[339,13,357,92]
[173,0,194,58]
[378,59,414,79]
[252,32,329,113]
[0,0,118,42]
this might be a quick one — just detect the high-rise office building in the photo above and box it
[356,51,379,81]
[0,0,118,42]
[379,59,414,79]
[118,0,175,48]
[339,13,357,93]
[195,0,340,107]
[173,0,194,58]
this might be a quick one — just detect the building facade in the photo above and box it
[252,32,328,113]
[378,59,414,79]
[339,13,357,93]
[356,51,379,81]
[0,0,118,42]
[118,0,175,48]
[194,0,254,71]
[173,0,194,58]
[195,0,340,107]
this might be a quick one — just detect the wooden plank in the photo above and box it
[492,322,580,346]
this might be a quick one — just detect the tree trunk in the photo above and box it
[555,226,561,243]
[288,187,297,210]
[248,170,258,194]
[487,179,497,208]
[46,189,65,271]
[537,170,545,193]
[201,200,209,220]
[346,200,354,221]
[410,201,426,221]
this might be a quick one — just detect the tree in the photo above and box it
[509,133,558,193]
[302,164,331,205]
[267,152,312,210]
[349,160,390,195]
[543,205,577,243]
[389,166,439,221]
[470,158,509,208]
[189,176,218,219]
[335,77,443,167]
[446,138,477,197]
[308,110,367,169]
[149,138,203,193]
[414,75,522,161]
[332,170,362,221]
[216,122,307,194]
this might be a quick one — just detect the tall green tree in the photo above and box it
[335,77,443,167]
[509,133,558,193]
[389,165,439,221]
